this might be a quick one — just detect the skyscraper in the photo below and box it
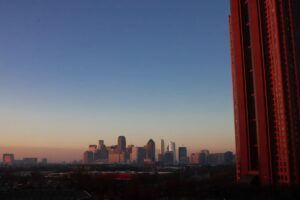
[89,145,97,153]
[83,151,93,164]
[229,0,300,184]
[117,136,126,152]
[98,140,105,149]
[199,150,210,166]
[161,139,165,155]
[145,139,156,162]
[94,140,108,163]
[168,142,176,164]
[178,146,188,165]
[131,147,146,164]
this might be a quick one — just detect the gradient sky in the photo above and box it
[0,0,233,162]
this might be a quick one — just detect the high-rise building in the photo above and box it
[168,142,176,163]
[224,151,234,165]
[98,140,105,149]
[199,150,210,165]
[207,153,225,166]
[229,0,300,184]
[131,147,146,164]
[125,145,134,161]
[145,139,156,162]
[163,151,174,165]
[94,140,108,163]
[108,150,126,164]
[2,153,14,165]
[178,146,188,165]
[89,145,97,153]
[161,139,165,155]
[117,136,126,152]
[83,151,94,164]
[190,153,200,164]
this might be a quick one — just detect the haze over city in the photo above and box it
[0,0,233,162]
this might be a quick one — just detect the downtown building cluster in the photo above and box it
[83,136,234,166]
[83,136,156,165]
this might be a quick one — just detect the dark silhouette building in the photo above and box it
[94,140,108,163]
[145,139,155,162]
[178,147,188,165]
[229,0,300,184]
[163,151,174,165]
[131,146,146,164]
[83,151,94,164]
[117,136,126,152]
[224,151,234,165]
[199,150,209,166]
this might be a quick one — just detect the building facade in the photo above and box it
[161,139,165,155]
[117,136,126,152]
[168,142,176,164]
[199,150,210,166]
[178,147,188,165]
[131,147,146,164]
[163,151,174,165]
[190,153,200,164]
[108,150,126,164]
[2,154,14,165]
[23,158,38,165]
[229,0,300,184]
[145,139,156,162]
[83,151,94,164]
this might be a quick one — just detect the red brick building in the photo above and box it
[229,0,300,184]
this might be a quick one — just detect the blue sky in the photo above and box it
[0,0,233,161]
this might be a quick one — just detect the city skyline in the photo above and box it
[0,1,234,161]
[1,135,234,163]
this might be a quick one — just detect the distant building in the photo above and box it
[190,153,200,164]
[163,151,174,165]
[168,142,176,164]
[199,150,210,165]
[41,158,48,165]
[12,160,24,165]
[23,158,38,165]
[145,139,155,162]
[178,147,188,165]
[208,153,225,166]
[98,140,105,149]
[130,147,146,164]
[89,145,97,153]
[126,145,134,162]
[94,140,108,163]
[200,149,210,155]
[224,151,234,164]
[108,150,126,164]
[2,153,14,165]
[157,153,164,162]
[161,139,165,155]
[117,136,126,152]
[83,151,94,164]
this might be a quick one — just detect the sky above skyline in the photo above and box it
[0,0,233,162]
